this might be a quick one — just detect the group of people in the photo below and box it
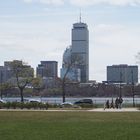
[104,97,123,110]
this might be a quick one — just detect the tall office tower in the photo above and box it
[71,20,89,83]
[61,46,81,82]
[37,61,58,78]
[107,64,138,84]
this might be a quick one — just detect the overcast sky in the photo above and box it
[0,0,140,82]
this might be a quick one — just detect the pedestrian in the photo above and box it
[118,97,123,109]
[115,97,119,109]
[110,98,114,109]
[104,100,110,110]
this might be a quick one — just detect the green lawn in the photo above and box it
[0,111,140,140]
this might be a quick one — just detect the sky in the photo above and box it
[0,0,140,82]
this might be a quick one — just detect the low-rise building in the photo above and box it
[107,64,138,84]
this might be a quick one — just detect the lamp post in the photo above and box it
[0,71,3,99]
[131,70,135,107]
[119,72,122,99]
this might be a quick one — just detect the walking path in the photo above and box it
[89,108,140,112]
[0,108,139,112]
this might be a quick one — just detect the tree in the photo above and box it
[11,60,34,102]
[32,77,44,94]
[61,53,82,102]
[0,82,13,99]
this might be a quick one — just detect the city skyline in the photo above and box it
[0,0,140,82]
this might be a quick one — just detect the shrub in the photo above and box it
[18,102,24,109]
[0,101,48,110]
[48,103,59,108]
[76,103,96,108]
[4,102,11,109]
[0,103,4,109]
[11,102,18,109]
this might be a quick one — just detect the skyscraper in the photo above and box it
[61,46,81,82]
[71,20,89,82]
[61,17,89,83]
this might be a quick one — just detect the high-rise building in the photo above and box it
[71,21,89,83]
[61,46,81,82]
[0,60,34,84]
[107,64,138,84]
[37,61,58,78]
[0,66,12,83]
[61,18,89,83]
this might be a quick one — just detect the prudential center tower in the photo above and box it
[61,17,89,83]
[71,19,89,83]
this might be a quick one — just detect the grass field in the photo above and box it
[0,111,140,140]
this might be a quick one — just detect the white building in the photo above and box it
[61,67,81,82]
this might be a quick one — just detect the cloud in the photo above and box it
[23,0,33,3]
[89,23,140,81]
[70,0,140,7]
[22,0,64,5]
[21,0,140,7]
[0,20,69,74]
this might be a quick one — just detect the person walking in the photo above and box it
[110,98,115,109]
[115,97,119,109]
[118,97,123,109]
[104,100,110,110]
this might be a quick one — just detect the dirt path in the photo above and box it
[89,108,140,112]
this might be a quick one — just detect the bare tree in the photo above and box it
[62,54,82,102]
[11,61,33,102]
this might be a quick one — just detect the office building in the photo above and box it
[61,67,81,82]
[37,61,58,78]
[0,66,12,83]
[71,21,89,82]
[61,46,81,82]
[107,64,138,84]
[0,60,34,83]
[4,60,34,78]
[61,17,89,83]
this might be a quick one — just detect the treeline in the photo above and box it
[1,83,140,98]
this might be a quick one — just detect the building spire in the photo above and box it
[79,9,81,23]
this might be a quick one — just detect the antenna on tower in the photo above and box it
[79,9,81,23]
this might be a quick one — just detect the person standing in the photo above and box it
[115,97,119,109]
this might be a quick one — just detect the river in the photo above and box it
[3,97,140,105]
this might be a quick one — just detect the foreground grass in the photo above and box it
[0,111,140,140]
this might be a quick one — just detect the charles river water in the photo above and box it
[3,97,140,105]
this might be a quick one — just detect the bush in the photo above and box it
[18,102,24,109]
[0,102,48,110]
[4,102,11,109]
[48,103,59,108]
[0,103,4,109]
[75,103,96,108]
[11,102,18,109]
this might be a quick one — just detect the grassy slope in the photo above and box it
[0,111,140,140]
